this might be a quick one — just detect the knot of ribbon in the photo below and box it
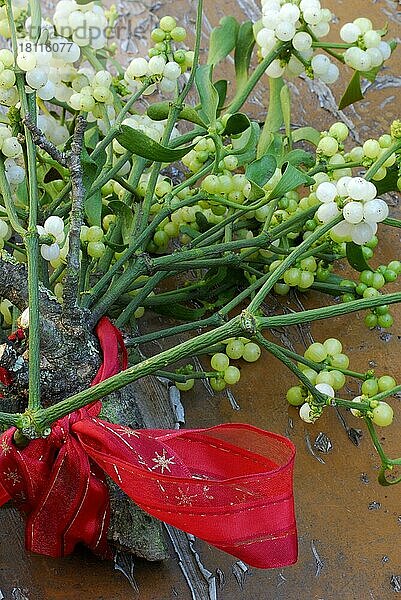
[0,318,297,569]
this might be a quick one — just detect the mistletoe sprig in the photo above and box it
[0,0,400,485]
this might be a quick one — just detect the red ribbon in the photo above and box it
[0,318,297,568]
[0,328,25,391]
[0,367,12,387]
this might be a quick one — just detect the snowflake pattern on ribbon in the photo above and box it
[3,468,21,486]
[152,449,176,474]
[115,426,140,439]
[0,439,11,456]
[175,486,198,506]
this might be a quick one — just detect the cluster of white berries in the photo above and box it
[347,135,396,182]
[16,35,80,101]
[256,0,336,80]
[316,177,389,245]
[299,383,334,423]
[0,126,25,185]
[125,15,192,95]
[37,114,69,147]
[37,216,65,261]
[0,2,109,111]
[125,55,182,95]
[69,69,114,112]
[53,0,108,49]
[4,159,25,186]
[0,125,23,161]
[341,18,392,72]
[256,1,393,83]
[0,49,18,107]
[309,53,339,84]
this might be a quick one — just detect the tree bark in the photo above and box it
[0,253,169,561]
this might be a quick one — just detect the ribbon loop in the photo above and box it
[0,318,297,568]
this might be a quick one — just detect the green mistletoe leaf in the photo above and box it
[292,126,321,146]
[338,71,364,110]
[207,16,239,66]
[147,102,207,128]
[215,79,228,112]
[108,200,135,245]
[284,149,315,168]
[195,64,220,126]
[346,242,371,272]
[234,21,255,90]
[231,121,259,165]
[374,166,399,195]
[269,162,315,199]
[246,154,277,188]
[116,125,195,163]
[223,113,250,136]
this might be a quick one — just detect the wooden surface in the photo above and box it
[2,0,401,598]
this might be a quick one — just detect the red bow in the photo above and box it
[0,318,297,568]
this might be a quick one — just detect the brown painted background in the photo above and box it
[1,0,401,598]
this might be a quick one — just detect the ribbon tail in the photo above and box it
[25,435,109,558]
[74,419,298,569]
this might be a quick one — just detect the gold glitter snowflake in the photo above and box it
[3,468,21,486]
[0,439,11,456]
[175,487,198,506]
[152,449,176,474]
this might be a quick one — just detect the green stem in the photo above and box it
[260,291,401,328]
[158,370,216,383]
[135,0,204,241]
[256,333,325,400]
[367,384,401,404]
[126,314,223,347]
[115,271,166,327]
[90,152,132,195]
[49,263,65,287]
[306,26,344,62]
[219,272,270,317]
[365,417,389,464]
[46,82,150,217]
[248,214,342,312]
[228,42,290,114]
[9,0,43,414]
[0,158,25,235]
[384,217,401,229]
[268,342,366,380]
[257,77,284,158]
[0,411,20,428]
[365,139,401,180]
[19,90,42,411]
[176,0,204,105]
[82,182,210,310]
[311,42,351,49]
[328,161,363,172]
[90,237,253,322]
[91,206,320,321]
